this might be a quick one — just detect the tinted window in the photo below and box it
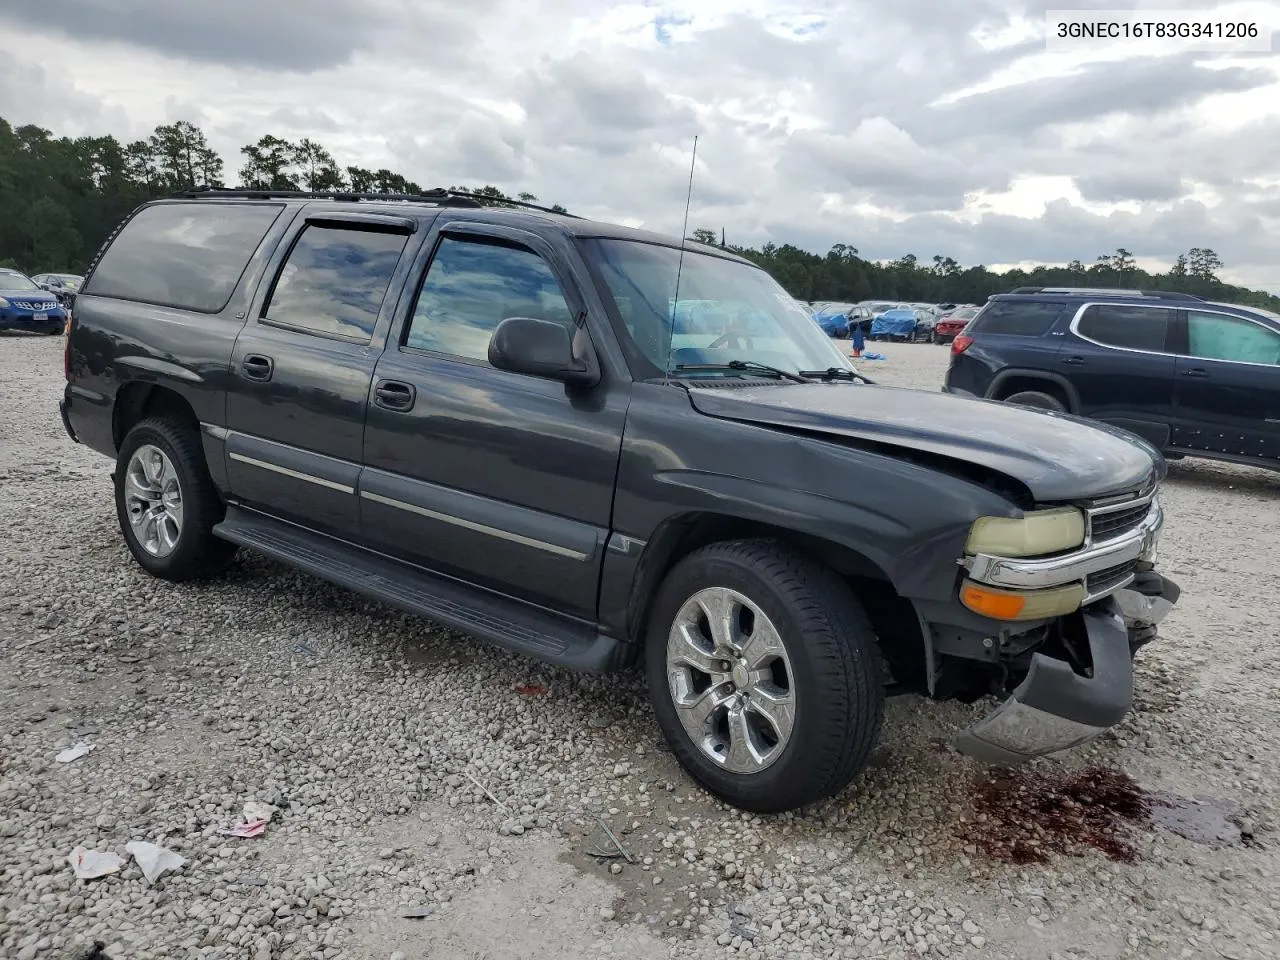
[405,236,574,361]
[1076,304,1172,352]
[85,202,283,312]
[264,224,408,341]
[1185,311,1280,365]
[970,300,1064,336]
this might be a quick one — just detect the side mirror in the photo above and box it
[488,316,600,386]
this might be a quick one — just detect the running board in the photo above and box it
[213,506,631,673]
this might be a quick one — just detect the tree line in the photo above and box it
[2,116,1276,312]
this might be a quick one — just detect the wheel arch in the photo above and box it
[986,368,1080,412]
[622,512,930,692]
[113,381,200,450]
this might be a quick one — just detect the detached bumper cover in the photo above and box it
[953,571,1179,765]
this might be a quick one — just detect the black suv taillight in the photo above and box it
[951,334,973,356]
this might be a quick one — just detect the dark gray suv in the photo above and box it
[60,192,1180,812]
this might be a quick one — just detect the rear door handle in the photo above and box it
[374,379,416,411]
[1061,356,1084,365]
[1181,368,1209,378]
[242,354,274,381]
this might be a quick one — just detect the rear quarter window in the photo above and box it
[970,300,1065,336]
[83,202,285,313]
[1076,304,1173,352]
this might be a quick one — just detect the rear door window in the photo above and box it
[84,202,284,313]
[262,223,410,342]
[1076,304,1173,353]
[1184,311,1280,365]
[970,301,1064,336]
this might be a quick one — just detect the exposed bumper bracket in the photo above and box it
[953,572,1179,765]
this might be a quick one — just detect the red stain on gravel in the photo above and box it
[964,766,1150,864]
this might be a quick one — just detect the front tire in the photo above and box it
[114,417,237,581]
[645,539,885,813]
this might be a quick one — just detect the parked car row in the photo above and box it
[804,299,982,344]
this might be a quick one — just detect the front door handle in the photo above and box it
[242,354,274,381]
[1181,368,1209,378]
[374,379,416,411]
[1061,356,1084,365]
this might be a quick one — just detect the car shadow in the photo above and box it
[1163,457,1280,499]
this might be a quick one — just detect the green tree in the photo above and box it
[239,135,298,190]
[1111,247,1136,284]
[149,121,223,189]
[292,139,344,190]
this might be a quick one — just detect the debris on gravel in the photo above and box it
[2,335,1277,960]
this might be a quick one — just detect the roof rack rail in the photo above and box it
[1007,286,1203,301]
[176,187,579,218]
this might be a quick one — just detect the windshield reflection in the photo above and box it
[582,238,853,379]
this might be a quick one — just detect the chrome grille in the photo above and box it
[1086,490,1156,545]
[1087,558,1138,597]
[14,300,57,311]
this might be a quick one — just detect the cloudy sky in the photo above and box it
[1,0,1278,290]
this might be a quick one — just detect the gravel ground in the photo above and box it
[2,332,1277,960]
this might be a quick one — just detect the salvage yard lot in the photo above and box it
[1,334,1278,960]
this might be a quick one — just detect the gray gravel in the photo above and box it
[2,332,1278,960]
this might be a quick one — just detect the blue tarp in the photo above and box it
[871,309,916,338]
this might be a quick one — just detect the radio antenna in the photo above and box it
[662,135,698,385]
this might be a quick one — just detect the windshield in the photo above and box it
[0,270,39,291]
[582,238,853,377]
[815,302,854,316]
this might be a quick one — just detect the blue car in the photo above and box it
[0,268,66,335]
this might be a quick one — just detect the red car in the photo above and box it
[932,305,979,344]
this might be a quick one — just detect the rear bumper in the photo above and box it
[59,396,79,443]
[953,571,1179,764]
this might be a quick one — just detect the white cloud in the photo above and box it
[0,0,1277,291]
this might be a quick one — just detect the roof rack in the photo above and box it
[176,187,579,218]
[1007,286,1203,301]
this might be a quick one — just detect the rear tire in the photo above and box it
[645,539,885,813]
[114,417,238,581]
[1002,390,1067,412]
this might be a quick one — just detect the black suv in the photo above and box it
[60,192,1179,812]
[945,286,1280,470]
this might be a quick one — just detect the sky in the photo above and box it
[1,1,1278,291]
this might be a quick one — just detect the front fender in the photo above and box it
[601,384,1023,638]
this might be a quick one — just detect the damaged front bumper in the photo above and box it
[953,569,1180,765]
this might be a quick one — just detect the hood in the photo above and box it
[0,287,58,302]
[686,383,1159,502]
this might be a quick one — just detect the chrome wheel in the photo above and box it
[124,444,184,558]
[665,586,796,774]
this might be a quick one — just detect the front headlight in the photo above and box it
[965,506,1085,558]
[0,297,9,308]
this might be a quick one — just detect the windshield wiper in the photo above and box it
[798,367,865,382]
[671,360,809,384]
